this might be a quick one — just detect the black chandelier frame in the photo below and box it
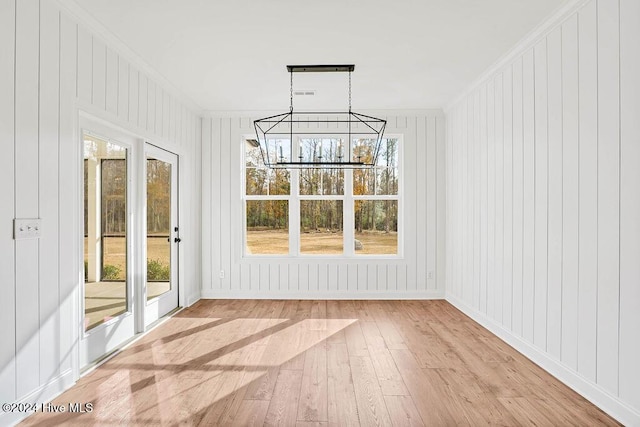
[252,65,387,169]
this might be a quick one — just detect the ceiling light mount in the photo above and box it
[286,64,355,73]
[252,64,386,169]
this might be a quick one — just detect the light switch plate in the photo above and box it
[14,218,42,239]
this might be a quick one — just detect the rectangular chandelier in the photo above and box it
[252,65,387,169]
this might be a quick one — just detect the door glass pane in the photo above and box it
[147,158,172,300]
[83,134,128,331]
[300,200,343,254]
[102,159,127,280]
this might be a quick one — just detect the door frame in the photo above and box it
[78,119,138,368]
[77,113,185,371]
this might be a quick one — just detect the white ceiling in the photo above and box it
[70,0,568,112]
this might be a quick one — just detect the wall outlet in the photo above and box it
[14,218,42,239]
[427,271,434,280]
[219,270,225,279]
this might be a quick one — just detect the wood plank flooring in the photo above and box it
[21,300,619,426]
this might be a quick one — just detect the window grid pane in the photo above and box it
[300,200,343,254]
[299,168,344,195]
[354,200,398,255]
[245,200,289,255]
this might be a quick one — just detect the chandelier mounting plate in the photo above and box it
[286,64,355,73]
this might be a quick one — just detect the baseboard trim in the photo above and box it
[186,291,202,307]
[1,368,75,427]
[446,294,640,426]
[201,289,445,300]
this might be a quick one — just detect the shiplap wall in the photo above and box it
[0,1,201,424]
[201,113,446,298]
[445,0,640,423]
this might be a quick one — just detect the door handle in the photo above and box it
[174,237,181,243]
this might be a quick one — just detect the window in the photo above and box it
[243,136,401,257]
[353,138,399,255]
[244,139,290,255]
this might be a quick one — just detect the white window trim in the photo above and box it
[242,134,403,259]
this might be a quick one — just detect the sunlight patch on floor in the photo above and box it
[86,317,356,425]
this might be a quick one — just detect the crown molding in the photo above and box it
[54,0,205,116]
[203,108,445,118]
[444,0,592,112]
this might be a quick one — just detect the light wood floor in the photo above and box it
[23,300,619,426]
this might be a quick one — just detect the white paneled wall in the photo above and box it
[445,0,640,424]
[0,1,201,425]
[202,113,446,298]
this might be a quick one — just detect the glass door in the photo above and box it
[81,131,135,367]
[144,144,179,326]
